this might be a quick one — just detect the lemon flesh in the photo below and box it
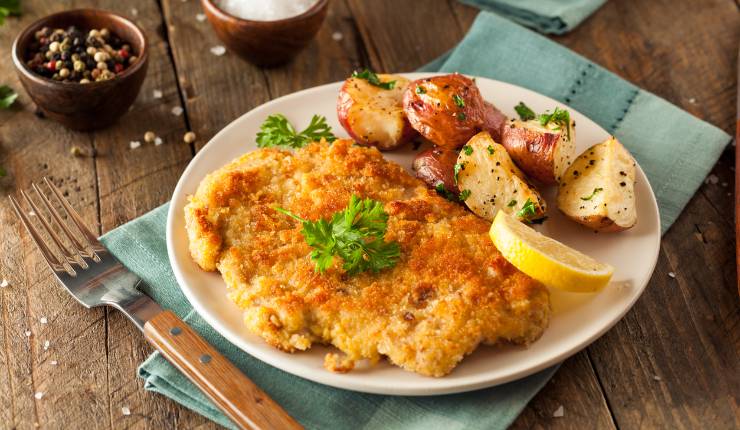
[490,211,614,293]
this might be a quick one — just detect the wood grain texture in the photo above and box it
[144,311,302,430]
[0,0,737,428]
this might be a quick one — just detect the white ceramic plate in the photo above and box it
[167,73,661,396]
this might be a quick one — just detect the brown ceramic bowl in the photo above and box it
[201,0,328,67]
[12,9,148,131]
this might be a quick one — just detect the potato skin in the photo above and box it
[402,73,487,149]
[481,101,508,143]
[337,74,417,150]
[500,119,573,185]
[412,147,460,195]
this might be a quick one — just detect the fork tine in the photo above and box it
[43,178,103,256]
[20,189,88,270]
[32,182,99,264]
[9,195,76,276]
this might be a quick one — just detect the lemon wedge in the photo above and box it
[490,210,614,293]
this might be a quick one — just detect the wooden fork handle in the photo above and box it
[144,310,303,430]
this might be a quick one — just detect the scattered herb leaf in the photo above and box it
[452,94,465,108]
[0,85,17,109]
[487,145,494,155]
[0,0,20,25]
[515,198,538,220]
[458,189,471,201]
[457,112,466,121]
[275,195,400,276]
[580,187,603,201]
[352,69,396,90]
[538,107,571,139]
[256,114,336,149]
[453,162,465,185]
[415,86,426,94]
[463,145,473,156]
[435,183,458,201]
[514,102,536,121]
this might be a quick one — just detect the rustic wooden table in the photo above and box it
[0,0,738,429]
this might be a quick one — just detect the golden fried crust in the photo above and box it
[185,140,550,376]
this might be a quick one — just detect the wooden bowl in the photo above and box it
[12,9,148,131]
[201,0,328,67]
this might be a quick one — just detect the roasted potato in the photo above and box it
[481,101,508,143]
[557,137,636,232]
[337,73,417,150]
[456,132,546,222]
[402,73,487,149]
[501,112,576,185]
[412,147,460,197]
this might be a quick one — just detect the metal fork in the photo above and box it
[10,178,302,430]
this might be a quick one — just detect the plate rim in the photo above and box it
[166,73,661,395]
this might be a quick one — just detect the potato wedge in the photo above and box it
[412,147,460,197]
[337,73,417,150]
[501,114,575,185]
[402,73,487,149]
[557,137,637,232]
[456,132,546,222]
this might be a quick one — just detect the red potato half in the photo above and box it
[481,101,508,143]
[402,73,487,149]
[500,117,576,185]
[412,147,460,196]
[336,73,417,150]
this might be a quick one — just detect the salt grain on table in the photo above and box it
[40,317,48,324]
[721,182,728,187]
[653,375,662,381]
[0,279,7,288]
[154,137,163,146]
[171,106,184,116]
[153,89,163,99]
[196,13,207,22]
[210,45,226,56]
[705,174,719,185]
[34,392,44,400]
[43,340,50,350]
[553,405,564,418]
[24,330,32,337]
[131,8,138,16]
[130,141,141,150]
[50,360,58,366]
[332,31,343,41]
[668,272,676,278]
[121,406,131,416]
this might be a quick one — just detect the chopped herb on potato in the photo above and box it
[514,102,536,121]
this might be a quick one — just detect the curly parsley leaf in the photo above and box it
[275,195,400,276]
[0,85,17,109]
[452,94,465,108]
[514,102,536,121]
[352,69,396,90]
[515,198,538,219]
[538,107,571,139]
[256,114,336,149]
[458,189,471,201]
[580,187,603,201]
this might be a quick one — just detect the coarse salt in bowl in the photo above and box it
[215,0,318,22]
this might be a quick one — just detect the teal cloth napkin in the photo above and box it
[459,0,607,34]
[99,10,731,430]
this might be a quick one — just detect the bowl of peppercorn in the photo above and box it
[12,9,148,131]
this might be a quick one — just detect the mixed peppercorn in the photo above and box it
[26,26,137,83]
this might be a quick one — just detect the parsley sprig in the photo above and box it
[275,195,400,276]
[352,69,396,90]
[514,102,572,140]
[256,114,336,149]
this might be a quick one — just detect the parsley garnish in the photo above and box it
[507,199,517,207]
[538,107,571,139]
[275,195,400,276]
[256,114,336,149]
[487,145,494,155]
[463,145,473,156]
[453,162,465,185]
[352,69,396,90]
[0,85,17,109]
[580,187,603,201]
[435,183,458,201]
[452,94,465,108]
[458,189,471,201]
[515,198,538,220]
[415,86,426,94]
[457,112,466,121]
[514,102,536,121]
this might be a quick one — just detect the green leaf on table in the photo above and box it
[0,85,17,109]
[0,0,21,25]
